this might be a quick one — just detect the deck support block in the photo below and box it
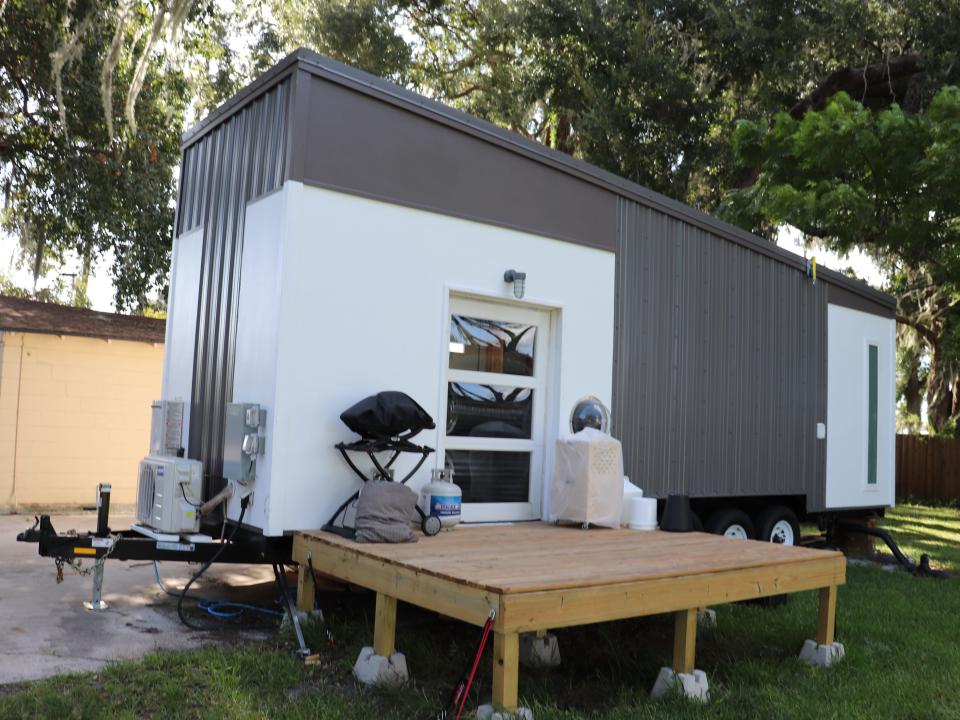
[798,639,846,668]
[650,667,710,702]
[477,704,533,720]
[492,631,520,712]
[697,607,717,629]
[800,585,844,667]
[519,632,561,668]
[353,646,408,687]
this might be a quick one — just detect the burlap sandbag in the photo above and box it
[354,481,420,543]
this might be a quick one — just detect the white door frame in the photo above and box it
[438,292,557,522]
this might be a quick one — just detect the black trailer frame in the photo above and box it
[17,513,292,565]
[17,483,291,565]
[15,483,316,656]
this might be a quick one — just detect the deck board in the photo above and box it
[296,522,842,594]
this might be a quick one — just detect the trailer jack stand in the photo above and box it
[273,563,313,660]
[83,557,109,611]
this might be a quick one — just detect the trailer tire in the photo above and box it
[755,506,800,546]
[705,508,754,539]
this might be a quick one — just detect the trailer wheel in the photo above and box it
[705,508,754,539]
[755,506,800,545]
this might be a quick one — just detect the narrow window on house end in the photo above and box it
[868,344,879,486]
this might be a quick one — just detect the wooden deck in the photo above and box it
[293,523,846,711]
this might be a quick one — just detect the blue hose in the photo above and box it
[153,561,285,620]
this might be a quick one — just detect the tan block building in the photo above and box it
[0,296,165,512]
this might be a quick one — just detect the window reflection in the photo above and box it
[449,315,536,376]
[446,383,532,438]
[446,450,530,503]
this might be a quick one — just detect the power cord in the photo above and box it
[179,483,202,509]
[175,496,276,630]
[154,561,283,620]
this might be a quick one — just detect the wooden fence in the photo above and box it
[896,434,960,501]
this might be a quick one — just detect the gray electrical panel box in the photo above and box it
[223,402,265,485]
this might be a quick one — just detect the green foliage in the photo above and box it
[722,87,960,432]
[267,0,960,209]
[0,0,228,311]
[724,89,960,273]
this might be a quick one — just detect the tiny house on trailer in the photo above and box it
[164,49,895,542]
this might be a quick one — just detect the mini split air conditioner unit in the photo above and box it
[136,455,204,534]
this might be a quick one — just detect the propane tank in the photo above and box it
[418,467,462,530]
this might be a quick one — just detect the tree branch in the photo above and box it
[896,313,938,344]
[790,53,923,119]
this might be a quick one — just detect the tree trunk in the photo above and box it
[25,224,43,293]
[74,240,93,306]
[952,383,960,437]
[905,353,924,418]
[926,341,953,433]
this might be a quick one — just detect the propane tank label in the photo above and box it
[430,495,461,517]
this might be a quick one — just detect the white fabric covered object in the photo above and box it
[551,428,625,528]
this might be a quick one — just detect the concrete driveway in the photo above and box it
[0,512,278,685]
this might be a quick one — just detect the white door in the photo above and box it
[825,304,896,509]
[443,296,551,522]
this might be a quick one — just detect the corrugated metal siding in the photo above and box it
[176,77,291,495]
[613,198,829,512]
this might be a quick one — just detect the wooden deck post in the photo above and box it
[296,560,315,614]
[374,593,398,657]
[816,585,837,646]
[673,608,697,674]
[492,631,519,712]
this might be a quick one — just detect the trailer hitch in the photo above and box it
[16,514,58,544]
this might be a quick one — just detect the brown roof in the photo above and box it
[0,295,166,344]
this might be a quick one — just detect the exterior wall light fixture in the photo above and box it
[504,269,526,299]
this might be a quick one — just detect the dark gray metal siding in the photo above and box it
[613,198,829,512]
[293,72,617,251]
[176,76,291,493]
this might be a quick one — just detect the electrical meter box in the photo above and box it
[223,403,266,485]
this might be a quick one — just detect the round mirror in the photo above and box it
[570,396,610,434]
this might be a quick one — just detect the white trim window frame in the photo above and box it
[443,296,551,522]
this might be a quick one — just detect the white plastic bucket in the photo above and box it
[627,496,658,531]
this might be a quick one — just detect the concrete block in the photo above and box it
[280,609,308,630]
[798,639,845,668]
[520,632,561,668]
[280,608,325,631]
[650,666,710,702]
[476,704,533,719]
[697,608,717,629]
[352,646,409,687]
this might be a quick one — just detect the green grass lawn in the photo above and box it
[2,504,958,720]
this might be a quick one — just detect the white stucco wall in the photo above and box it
[217,182,615,534]
[825,303,896,510]
[225,188,289,528]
